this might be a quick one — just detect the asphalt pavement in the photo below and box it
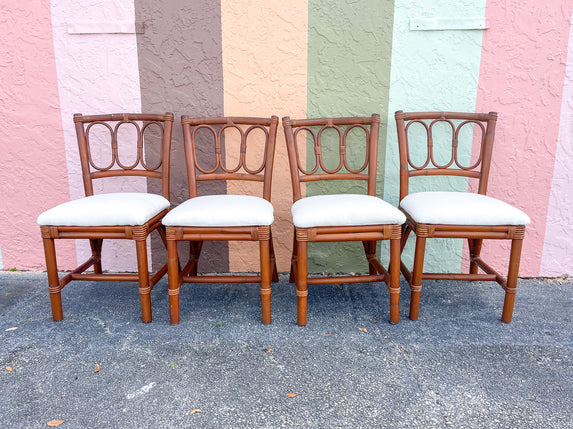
[1,271,571,428]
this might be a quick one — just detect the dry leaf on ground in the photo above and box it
[287,393,298,398]
[47,420,65,427]
[190,409,202,415]
[266,349,272,353]
[358,327,367,333]
[94,364,100,373]
[324,334,333,337]
[6,366,13,371]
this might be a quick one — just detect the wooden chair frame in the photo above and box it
[395,110,526,322]
[166,116,279,324]
[283,115,402,326]
[40,113,174,323]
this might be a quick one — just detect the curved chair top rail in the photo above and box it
[395,110,498,200]
[73,112,174,199]
[181,115,279,200]
[282,114,380,201]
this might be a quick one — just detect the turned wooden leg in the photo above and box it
[167,238,181,324]
[260,238,272,324]
[389,236,401,324]
[502,238,523,323]
[409,236,426,320]
[135,239,152,323]
[296,238,308,326]
[43,237,63,321]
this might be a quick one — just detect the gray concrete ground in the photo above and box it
[0,271,571,428]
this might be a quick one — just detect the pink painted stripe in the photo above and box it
[475,0,573,276]
[0,3,75,270]
[540,10,573,276]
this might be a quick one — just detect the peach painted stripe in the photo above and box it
[221,0,308,272]
[475,0,573,276]
[0,3,73,270]
[540,10,573,276]
[50,0,144,271]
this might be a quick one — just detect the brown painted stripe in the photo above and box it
[135,1,228,272]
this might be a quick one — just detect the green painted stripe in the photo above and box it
[306,0,395,273]
[383,0,487,273]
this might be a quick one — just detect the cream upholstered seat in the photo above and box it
[400,192,530,226]
[37,193,170,227]
[283,114,404,326]
[162,195,273,227]
[292,194,406,228]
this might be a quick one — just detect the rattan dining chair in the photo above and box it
[283,114,406,326]
[163,116,279,324]
[37,113,174,322]
[395,111,530,322]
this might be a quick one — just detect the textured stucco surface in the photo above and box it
[221,0,308,273]
[384,0,486,273]
[475,0,573,277]
[306,0,395,273]
[0,2,74,270]
[2,2,573,277]
[50,0,144,272]
[541,9,573,276]
[135,0,228,273]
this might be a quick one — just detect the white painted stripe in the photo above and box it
[50,1,145,272]
[67,21,144,34]
[540,10,573,276]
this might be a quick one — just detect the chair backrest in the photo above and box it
[73,112,174,199]
[181,116,279,201]
[395,111,498,201]
[282,115,381,202]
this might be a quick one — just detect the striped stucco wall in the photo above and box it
[1,1,573,278]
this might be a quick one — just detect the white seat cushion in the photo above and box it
[400,192,530,226]
[291,194,406,228]
[37,193,170,226]
[162,195,274,227]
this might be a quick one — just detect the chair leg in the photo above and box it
[188,241,202,276]
[289,231,297,283]
[89,239,103,274]
[269,232,279,282]
[409,236,426,320]
[42,237,63,321]
[167,238,181,324]
[260,238,272,324]
[502,238,523,323]
[363,240,377,275]
[135,239,152,323]
[468,238,483,275]
[296,238,308,326]
[389,237,401,324]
